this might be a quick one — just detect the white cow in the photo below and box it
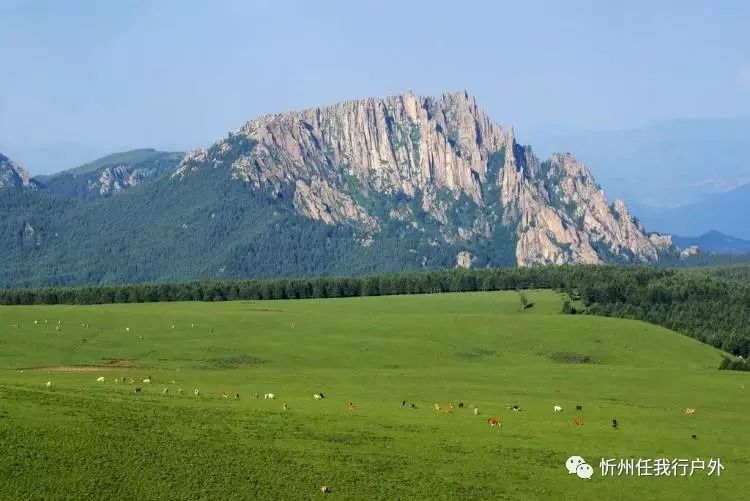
[194,388,200,396]
[125,327,130,332]
[553,405,563,412]
[313,393,325,400]
[264,393,275,400]
[474,408,479,416]
[96,376,105,382]
[46,381,52,388]
[142,377,152,384]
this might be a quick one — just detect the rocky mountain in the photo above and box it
[0,92,669,287]
[176,91,664,266]
[0,153,38,190]
[37,149,184,201]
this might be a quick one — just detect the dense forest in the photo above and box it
[2,265,749,362]
[690,265,750,285]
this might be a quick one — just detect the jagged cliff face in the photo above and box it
[175,91,663,266]
[0,154,37,190]
[40,150,184,201]
[89,163,166,196]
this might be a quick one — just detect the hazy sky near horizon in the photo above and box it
[1,0,749,174]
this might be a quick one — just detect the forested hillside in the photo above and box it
[2,166,511,287]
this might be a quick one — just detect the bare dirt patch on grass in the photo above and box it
[28,359,138,372]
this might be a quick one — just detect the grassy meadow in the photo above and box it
[0,290,748,499]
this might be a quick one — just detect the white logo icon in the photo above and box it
[566,456,593,479]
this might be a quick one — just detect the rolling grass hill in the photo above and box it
[0,291,747,499]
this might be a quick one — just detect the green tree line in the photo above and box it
[2,265,750,360]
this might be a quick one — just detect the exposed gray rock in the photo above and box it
[0,154,37,190]
[174,91,663,266]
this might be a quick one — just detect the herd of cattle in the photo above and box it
[41,372,650,432]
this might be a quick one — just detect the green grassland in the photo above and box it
[0,291,748,500]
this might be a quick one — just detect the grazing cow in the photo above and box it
[125,327,130,332]
[96,376,105,382]
[46,381,52,388]
[573,418,584,426]
[313,393,325,400]
[401,400,406,407]
[458,402,464,409]
[162,388,169,395]
[410,403,416,409]
[235,393,240,400]
[128,378,135,384]
[134,387,142,393]
[347,401,356,411]
[474,408,480,416]
[612,419,618,429]
[691,434,697,439]
[487,418,501,428]
[142,376,152,384]
[575,405,582,411]
[178,389,184,395]
[320,486,331,494]
[34,320,39,325]
[264,393,275,400]
[433,403,441,411]
[169,380,176,384]
[222,392,229,399]
[191,323,195,328]
[194,389,200,396]
[282,403,289,411]
[684,408,696,415]
[553,405,563,412]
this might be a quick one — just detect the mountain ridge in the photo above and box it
[33,149,184,201]
[0,91,670,287]
[175,90,664,267]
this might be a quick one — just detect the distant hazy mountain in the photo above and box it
[531,117,750,209]
[672,231,750,254]
[35,149,184,201]
[645,183,750,240]
[0,92,668,287]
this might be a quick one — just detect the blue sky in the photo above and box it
[1,0,748,174]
